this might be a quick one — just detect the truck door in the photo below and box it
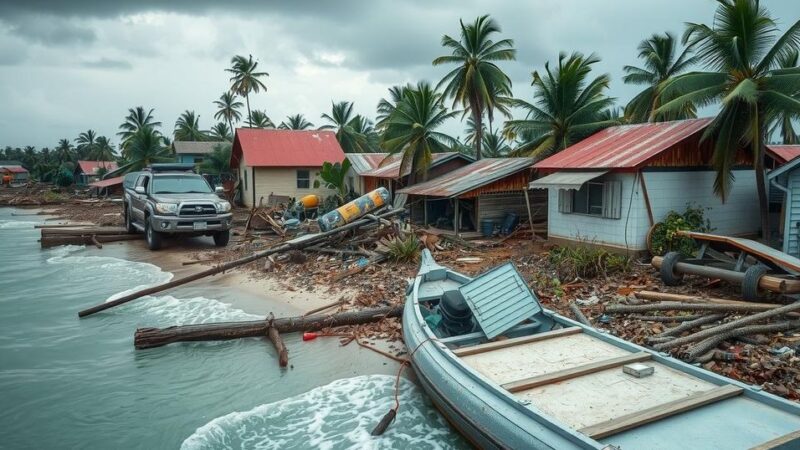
[131,174,150,222]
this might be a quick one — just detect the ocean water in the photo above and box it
[0,208,467,449]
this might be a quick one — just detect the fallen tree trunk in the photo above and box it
[267,326,289,367]
[652,301,800,351]
[658,313,728,338]
[680,320,800,361]
[134,305,403,349]
[569,302,592,327]
[634,291,781,308]
[78,208,403,318]
[41,234,141,248]
[40,227,129,236]
[606,302,788,315]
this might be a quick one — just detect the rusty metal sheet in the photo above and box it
[346,153,388,175]
[398,158,535,198]
[534,118,712,171]
[360,152,468,179]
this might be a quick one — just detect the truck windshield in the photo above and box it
[151,175,212,194]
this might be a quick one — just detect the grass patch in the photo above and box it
[548,244,631,279]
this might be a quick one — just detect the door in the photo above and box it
[130,174,150,222]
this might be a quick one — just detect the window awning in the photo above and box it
[528,170,608,190]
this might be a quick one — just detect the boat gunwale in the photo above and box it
[406,258,800,447]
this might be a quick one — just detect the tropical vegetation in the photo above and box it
[226,54,268,127]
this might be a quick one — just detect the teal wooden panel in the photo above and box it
[458,263,542,339]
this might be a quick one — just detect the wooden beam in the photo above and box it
[452,327,581,357]
[523,188,535,241]
[578,384,743,439]
[750,430,800,450]
[502,352,652,393]
[638,171,654,227]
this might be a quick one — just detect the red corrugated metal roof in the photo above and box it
[398,158,535,198]
[89,175,123,188]
[361,152,470,179]
[77,160,118,174]
[534,118,713,170]
[0,165,28,173]
[767,145,800,164]
[231,128,345,168]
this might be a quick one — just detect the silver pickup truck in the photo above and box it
[122,164,233,250]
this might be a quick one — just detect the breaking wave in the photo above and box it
[0,220,40,229]
[181,375,464,450]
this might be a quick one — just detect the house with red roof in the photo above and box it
[230,128,346,207]
[530,118,760,253]
[0,163,29,184]
[74,160,118,185]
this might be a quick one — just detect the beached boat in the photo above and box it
[403,250,800,449]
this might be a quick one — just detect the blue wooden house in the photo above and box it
[172,141,224,164]
[768,154,800,257]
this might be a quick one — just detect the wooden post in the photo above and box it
[423,197,428,226]
[267,326,289,367]
[523,188,535,241]
[453,198,460,235]
[638,171,654,227]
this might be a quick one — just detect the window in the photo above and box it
[558,179,622,219]
[297,170,310,189]
[135,175,149,192]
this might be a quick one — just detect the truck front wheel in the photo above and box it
[213,230,230,247]
[145,218,163,250]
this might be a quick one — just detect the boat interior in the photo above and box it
[414,253,800,448]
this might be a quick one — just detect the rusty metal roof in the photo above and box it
[534,118,713,170]
[346,153,390,175]
[767,145,800,164]
[77,160,118,174]
[398,158,535,198]
[88,175,123,188]
[361,152,471,179]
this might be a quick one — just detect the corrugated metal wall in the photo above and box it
[477,191,547,224]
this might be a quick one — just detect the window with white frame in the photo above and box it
[558,178,622,219]
[296,170,310,189]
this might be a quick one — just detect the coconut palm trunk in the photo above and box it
[471,93,484,159]
[245,95,252,128]
[753,110,769,240]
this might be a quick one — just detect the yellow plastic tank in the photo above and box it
[299,194,321,209]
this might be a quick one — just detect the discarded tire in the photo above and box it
[742,265,768,301]
[660,251,684,286]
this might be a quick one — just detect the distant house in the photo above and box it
[88,175,124,196]
[399,157,544,236]
[358,152,474,198]
[766,145,800,168]
[172,141,224,164]
[346,153,388,195]
[230,129,346,207]
[530,118,759,253]
[0,163,29,184]
[74,160,118,185]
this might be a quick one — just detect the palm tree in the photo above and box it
[504,52,618,160]
[213,92,243,134]
[376,85,408,131]
[249,110,275,129]
[226,54,269,127]
[278,114,314,130]
[75,129,99,159]
[464,117,485,147]
[210,122,233,141]
[381,82,459,184]
[199,143,232,175]
[118,127,173,173]
[768,49,799,144]
[320,101,374,153]
[655,0,800,239]
[118,107,161,155]
[174,110,208,141]
[623,32,698,123]
[90,136,116,161]
[482,132,511,157]
[55,139,75,164]
[433,15,516,159]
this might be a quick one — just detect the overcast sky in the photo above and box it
[0,0,796,149]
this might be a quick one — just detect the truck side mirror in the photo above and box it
[215,186,224,194]
[134,186,146,194]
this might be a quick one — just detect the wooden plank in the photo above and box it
[502,352,651,393]
[750,429,800,450]
[452,327,581,357]
[578,384,743,439]
[677,230,800,273]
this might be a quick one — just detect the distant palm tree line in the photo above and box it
[3,0,797,207]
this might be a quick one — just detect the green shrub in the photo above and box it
[53,168,74,187]
[548,244,631,279]
[649,204,713,257]
[382,233,421,263]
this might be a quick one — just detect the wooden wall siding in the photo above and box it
[643,133,752,169]
[477,191,547,224]
[460,171,533,199]
[784,171,800,257]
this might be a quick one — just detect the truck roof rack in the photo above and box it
[144,163,196,173]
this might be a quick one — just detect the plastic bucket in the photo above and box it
[500,212,519,235]
[480,219,495,237]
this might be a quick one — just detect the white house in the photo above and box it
[530,118,760,253]
[230,129,345,207]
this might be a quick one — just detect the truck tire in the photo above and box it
[213,230,230,247]
[660,251,684,286]
[742,265,767,301]
[124,203,136,234]
[145,217,163,251]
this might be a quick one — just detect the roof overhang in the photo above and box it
[529,170,608,190]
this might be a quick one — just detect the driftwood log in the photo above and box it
[634,291,781,308]
[680,320,800,361]
[606,302,791,315]
[267,326,289,367]
[41,234,141,248]
[78,208,403,318]
[134,305,403,349]
[569,302,592,327]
